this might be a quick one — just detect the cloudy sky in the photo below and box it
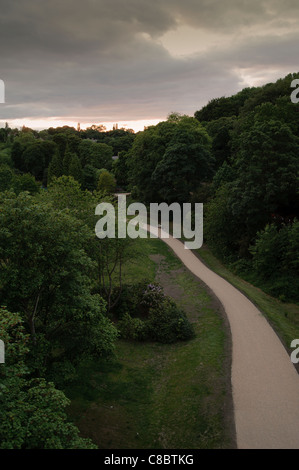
[0,0,298,131]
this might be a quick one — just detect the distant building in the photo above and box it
[112,155,119,161]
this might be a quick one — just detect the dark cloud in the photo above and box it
[0,0,298,124]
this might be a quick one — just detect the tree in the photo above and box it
[0,308,97,449]
[112,152,129,188]
[97,236,133,312]
[97,170,116,194]
[83,164,97,191]
[0,164,14,191]
[205,116,236,169]
[78,141,113,170]
[205,184,239,260]
[44,176,132,313]
[151,126,213,203]
[249,221,299,302]
[52,133,68,157]
[127,115,213,203]
[0,191,117,371]
[68,154,83,184]
[78,140,93,167]
[229,119,299,250]
[90,143,113,170]
[22,142,45,180]
[12,173,40,195]
[47,150,63,184]
[126,123,168,202]
[62,148,73,175]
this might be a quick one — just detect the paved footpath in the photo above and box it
[148,226,299,449]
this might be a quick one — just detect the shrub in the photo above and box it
[147,297,195,344]
[117,312,147,341]
[113,281,149,318]
[115,283,195,343]
[140,283,165,309]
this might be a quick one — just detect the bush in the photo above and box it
[140,283,164,309]
[113,281,149,318]
[115,283,195,344]
[117,312,147,341]
[147,297,195,344]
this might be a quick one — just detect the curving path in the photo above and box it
[146,225,299,449]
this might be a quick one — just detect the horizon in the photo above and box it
[1,1,299,130]
[0,118,164,133]
[1,71,297,134]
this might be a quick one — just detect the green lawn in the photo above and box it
[65,237,234,449]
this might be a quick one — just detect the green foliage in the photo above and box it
[205,116,236,168]
[151,127,213,203]
[117,312,147,341]
[68,153,83,184]
[62,149,73,175]
[211,161,236,192]
[140,283,164,309]
[147,296,195,344]
[204,185,239,260]
[95,128,135,155]
[115,282,195,344]
[249,221,299,301]
[0,164,14,192]
[12,173,40,195]
[0,308,97,449]
[194,87,258,122]
[112,152,129,188]
[97,170,116,194]
[11,138,58,181]
[113,281,148,318]
[0,144,13,166]
[0,166,40,195]
[44,175,99,229]
[11,133,35,172]
[90,143,113,169]
[127,115,213,203]
[78,140,113,170]
[83,163,97,191]
[43,175,130,316]
[195,73,299,124]
[47,150,63,184]
[0,191,117,372]
[229,119,299,247]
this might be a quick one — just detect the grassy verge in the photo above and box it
[65,237,234,449]
[195,244,299,353]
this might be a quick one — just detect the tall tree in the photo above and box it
[0,191,117,371]
[68,154,83,184]
[127,115,213,203]
[0,308,97,449]
[47,150,63,184]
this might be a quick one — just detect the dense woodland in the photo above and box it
[0,72,298,448]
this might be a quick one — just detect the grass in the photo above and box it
[195,244,299,353]
[65,236,234,449]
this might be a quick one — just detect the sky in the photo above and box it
[0,0,298,132]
